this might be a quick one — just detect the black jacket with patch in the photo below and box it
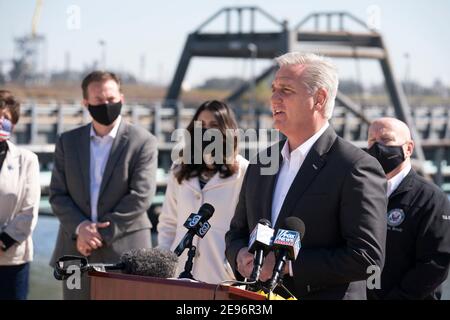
[368,169,450,300]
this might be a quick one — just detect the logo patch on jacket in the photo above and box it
[387,208,405,227]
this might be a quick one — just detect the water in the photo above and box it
[29,215,62,300]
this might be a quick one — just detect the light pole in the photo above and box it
[99,40,106,70]
[248,43,258,128]
[403,52,410,97]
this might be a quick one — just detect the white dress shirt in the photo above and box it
[271,122,330,225]
[386,162,411,197]
[89,116,121,222]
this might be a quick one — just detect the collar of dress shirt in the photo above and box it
[387,162,412,197]
[281,122,330,169]
[90,115,122,139]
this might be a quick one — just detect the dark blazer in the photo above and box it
[225,126,388,300]
[368,169,450,300]
[49,120,157,298]
[50,120,158,263]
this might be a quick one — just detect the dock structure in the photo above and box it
[11,101,450,191]
[165,7,427,168]
[10,6,450,206]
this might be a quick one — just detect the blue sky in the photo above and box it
[1,0,449,87]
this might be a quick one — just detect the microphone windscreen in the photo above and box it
[198,203,215,219]
[259,218,272,227]
[120,248,178,278]
[283,217,306,240]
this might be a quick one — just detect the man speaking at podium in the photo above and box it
[225,52,388,300]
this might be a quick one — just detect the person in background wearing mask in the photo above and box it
[49,71,158,299]
[0,90,40,300]
[367,117,450,300]
[157,100,248,284]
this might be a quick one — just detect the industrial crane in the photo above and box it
[10,0,46,83]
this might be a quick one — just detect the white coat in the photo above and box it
[157,155,248,284]
[0,141,40,265]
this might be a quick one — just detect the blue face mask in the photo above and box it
[0,117,12,141]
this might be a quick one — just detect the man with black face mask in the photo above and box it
[366,117,450,300]
[49,71,158,299]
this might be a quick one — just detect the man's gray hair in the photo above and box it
[275,52,339,119]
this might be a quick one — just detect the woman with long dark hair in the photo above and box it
[157,100,248,283]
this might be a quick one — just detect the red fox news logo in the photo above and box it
[273,229,301,259]
[274,230,298,245]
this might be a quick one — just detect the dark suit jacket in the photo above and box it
[49,120,158,267]
[225,126,388,300]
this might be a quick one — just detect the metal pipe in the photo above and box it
[238,8,242,33]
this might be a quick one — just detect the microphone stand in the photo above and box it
[178,238,197,280]
[246,281,263,293]
[246,250,264,292]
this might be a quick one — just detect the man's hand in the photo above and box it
[259,252,276,282]
[0,240,4,257]
[236,247,254,279]
[76,221,110,256]
[259,252,290,282]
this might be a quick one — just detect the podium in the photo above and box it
[89,271,266,300]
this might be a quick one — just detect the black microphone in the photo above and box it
[267,217,305,291]
[173,203,215,256]
[247,219,274,288]
[120,248,178,278]
[53,248,178,280]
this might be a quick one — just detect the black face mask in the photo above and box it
[186,127,229,169]
[88,101,122,126]
[367,142,405,174]
[188,128,214,164]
